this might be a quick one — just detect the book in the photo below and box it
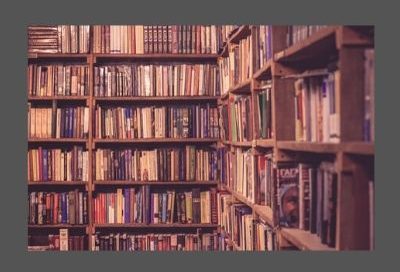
[277,163,299,228]
[364,49,375,142]
[254,81,272,139]
[286,25,327,47]
[230,95,253,142]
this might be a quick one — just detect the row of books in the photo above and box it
[94,64,219,97]
[92,232,227,251]
[257,159,337,247]
[218,193,278,251]
[219,35,253,94]
[364,49,375,142]
[230,95,253,142]
[92,25,221,54]
[254,82,273,139]
[227,148,255,203]
[28,230,87,251]
[94,147,218,182]
[252,25,273,71]
[28,146,88,182]
[286,25,328,47]
[28,105,89,139]
[294,71,340,143]
[95,105,219,139]
[27,64,89,97]
[28,191,89,225]
[28,25,90,54]
[219,104,229,141]
[92,187,217,225]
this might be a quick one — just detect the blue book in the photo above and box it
[150,193,154,223]
[162,193,167,223]
[124,189,130,223]
[42,149,47,181]
[62,193,67,224]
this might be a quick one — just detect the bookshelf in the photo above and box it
[218,25,374,251]
[27,25,374,251]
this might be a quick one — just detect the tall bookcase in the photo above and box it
[218,25,374,251]
[27,25,374,251]
[28,50,221,250]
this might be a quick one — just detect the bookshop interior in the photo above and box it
[27,25,374,251]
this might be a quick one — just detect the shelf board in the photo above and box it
[255,139,275,148]
[253,59,273,80]
[277,141,339,154]
[28,181,87,186]
[229,25,251,44]
[253,205,274,226]
[280,228,336,251]
[221,140,231,146]
[28,96,89,101]
[94,180,218,186]
[94,138,218,144]
[93,223,218,229]
[229,79,252,95]
[223,186,254,208]
[28,224,88,229]
[274,26,338,63]
[94,96,219,102]
[94,53,219,61]
[28,138,88,143]
[230,141,252,147]
[342,142,374,156]
[28,53,89,60]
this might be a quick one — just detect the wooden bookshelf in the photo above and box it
[279,228,335,251]
[27,25,374,251]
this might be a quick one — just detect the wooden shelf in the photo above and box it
[229,79,252,95]
[229,26,251,44]
[28,181,87,186]
[94,96,219,102]
[277,141,339,154]
[94,53,219,61]
[93,223,218,229]
[253,59,273,80]
[93,180,218,186]
[279,228,336,251]
[28,138,88,143]
[223,186,254,208]
[28,53,89,60]
[342,142,374,156]
[28,224,88,229]
[255,139,275,148]
[274,26,338,63]
[253,205,274,226]
[94,138,218,144]
[230,141,252,147]
[28,96,89,101]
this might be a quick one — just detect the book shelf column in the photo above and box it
[87,54,94,250]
